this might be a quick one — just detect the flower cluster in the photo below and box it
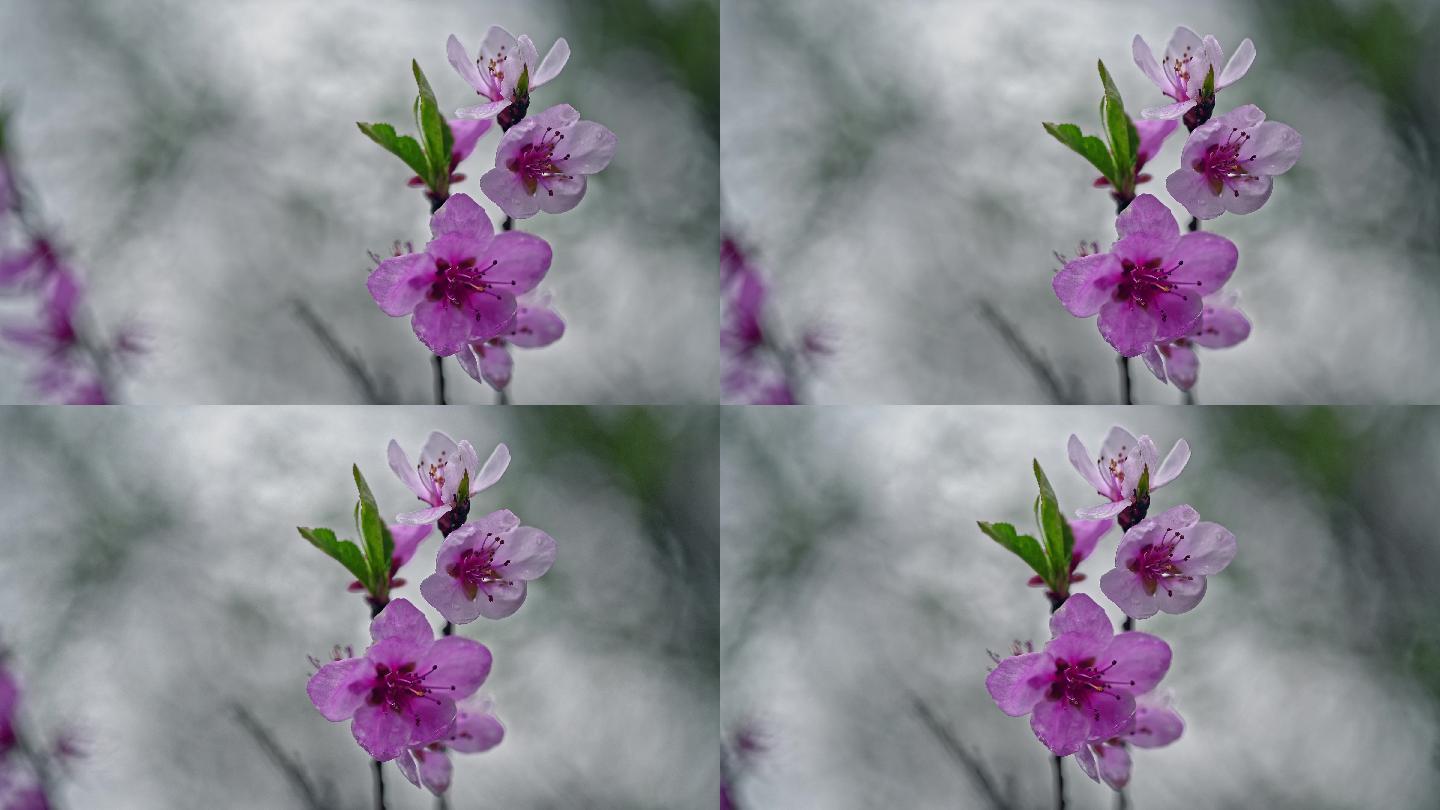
[0,646,83,810]
[301,431,557,797]
[980,426,1236,792]
[1047,28,1299,394]
[361,26,615,398]
[0,111,141,404]
[721,234,830,404]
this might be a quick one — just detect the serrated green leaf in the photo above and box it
[298,526,371,586]
[977,521,1050,582]
[1097,61,1134,189]
[356,122,430,181]
[1033,460,1068,587]
[412,60,450,196]
[1043,122,1118,186]
[353,465,390,596]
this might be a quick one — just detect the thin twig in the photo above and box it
[432,354,447,404]
[292,299,392,404]
[231,703,329,810]
[1052,753,1066,810]
[495,387,509,405]
[977,300,1076,404]
[1116,356,1133,405]
[908,693,1014,810]
[372,759,387,810]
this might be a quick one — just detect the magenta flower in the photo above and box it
[985,594,1171,756]
[306,599,492,761]
[408,118,494,190]
[395,695,504,795]
[449,28,570,122]
[420,509,557,623]
[367,193,552,356]
[1094,119,1177,189]
[1100,505,1237,619]
[1027,518,1113,590]
[479,104,616,219]
[1141,292,1252,391]
[2,270,80,356]
[1052,194,1238,356]
[1069,427,1189,520]
[1074,692,1184,790]
[0,241,58,291]
[347,523,434,593]
[722,256,767,357]
[388,432,510,525]
[0,665,17,757]
[1166,104,1302,220]
[455,291,565,392]
[1132,28,1255,120]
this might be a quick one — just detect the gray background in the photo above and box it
[0,0,718,404]
[722,406,1440,808]
[0,406,718,808]
[722,0,1440,404]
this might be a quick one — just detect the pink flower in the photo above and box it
[306,599,492,761]
[2,270,80,356]
[1094,119,1177,188]
[420,510,557,623]
[455,291,565,392]
[1166,104,1302,220]
[388,432,510,526]
[479,104,616,219]
[1141,292,1251,391]
[366,194,552,356]
[1074,692,1184,790]
[0,241,58,291]
[722,256,767,357]
[1027,518,1114,590]
[408,118,494,189]
[395,696,504,795]
[1132,28,1255,120]
[1052,194,1238,356]
[1099,505,1237,618]
[449,28,570,123]
[985,594,1171,756]
[347,523,434,593]
[0,665,18,757]
[1068,427,1189,521]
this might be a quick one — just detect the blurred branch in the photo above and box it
[977,300,1078,404]
[231,703,331,810]
[908,693,1014,810]
[291,299,394,404]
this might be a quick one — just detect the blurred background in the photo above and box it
[0,0,718,403]
[722,406,1440,808]
[722,0,1440,403]
[0,406,718,808]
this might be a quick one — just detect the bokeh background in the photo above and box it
[722,0,1440,404]
[722,406,1440,808]
[0,0,718,403]
[0,406,718,808]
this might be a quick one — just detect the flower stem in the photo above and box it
[1052,749,1067,810]
[1188,217,1199,233]
[431,355,447,404]
[502,215,514,232]
[442,621,453,637]
[495,388,510,405]
[1117,356,1133,404]
[372,759,387,810]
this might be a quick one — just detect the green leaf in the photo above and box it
[1201,64,1215,99]
[412,60,451,196]
[1097,61,1134,189]
[298,527,371,586]
[353,465,392,596]
[977,521,1050,582]
[1033,460,1068,587]
[1137,464,1150,501]
[516,64,530,98]
[1043,122,1118,186]
[356,122,430,180]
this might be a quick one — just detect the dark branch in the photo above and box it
[231,703,330,810]
[977,300,1077,404]
[909,693,1015,810]
[291,299,394,404]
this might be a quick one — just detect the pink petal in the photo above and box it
[412,298,480,356]
[1221,175,1275,215]
[307,658,368,721]
[1100,567,1159,619]
[1165,167,1227,221]
[536,175,588,215]
[496,526,557,580]
[449,700,505,753]
[368,253,432,317]
[533,38,570,87]
[479,342,514,390]
[1153,504,1200,531]
[1067,434,1109,494]
[1053,253,1122,318]
[406,693,458,748]
[1131,35,1167,91]
[1151,439,1190,489]
[1102,632,1171,694]
[1193,303,1251,348]
[1169,232,1238,296]
[1087,687,1137,742]
[1166,343,1200,391]
[468,293,520,343]
[1174,521,1237,575]
[1141,343,1167,383]
[388,440,427,501]
[509,304,564,348]
[430,194,494,240]
[352,702,413,761]
[1115,194,1180,244]
[480,167,542,220]
[419,636,492,698]
[1049,593,1113,643]
[1098,298,1159,357]
[396,748,421,788]
[454,343,485,385]
[475,579,528,619]
[398,504,451,525]
[1068,518,1113,565]
[1030,697,1091,756]
[1217,38,1255,88]
[416,747,453,795]
[561,120,618,175]
[446,35,485,95]
[389,523,433,569]
[1095,742,1133,790]
[1128,699,1185,748]
[984,652,1051,716]
[470,444,510,493]
[1074,743,1101,784]
[420,571,485,625]
[1141,99,1195,120]
[1154,575,1207,614]
[370,598,434,646]
[1077,500,1129,520]
[1246,121,1303,176]
[457,99,510,120]
[485,232,552,294]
